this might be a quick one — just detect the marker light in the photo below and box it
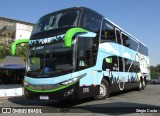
[24,81,29,86]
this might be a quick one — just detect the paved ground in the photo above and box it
[0,84,160,115]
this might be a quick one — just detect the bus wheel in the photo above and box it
[94,79,110,100]
[142,78,146,89]
[138,78,143,91]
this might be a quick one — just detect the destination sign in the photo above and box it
[29,34,65,46]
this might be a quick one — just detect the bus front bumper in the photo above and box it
[24,82,78,100]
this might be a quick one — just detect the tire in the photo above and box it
[137,78,143,91]
[94,79,110,100]
[153,81,156,85]
[142,78,146,89]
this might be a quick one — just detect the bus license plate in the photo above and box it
[40,96,49,100]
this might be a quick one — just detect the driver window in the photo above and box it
[78,47,94,67]
[77,38,94,70]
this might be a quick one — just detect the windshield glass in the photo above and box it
[26,42,73,77]
[32,10,80,35]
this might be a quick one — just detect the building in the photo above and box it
[0,17,35,97]
[0,17,35,44]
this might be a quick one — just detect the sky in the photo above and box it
[0,0,159,66]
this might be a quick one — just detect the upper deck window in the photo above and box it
[82,10,102,33]
[101,19,116,42]
[138,43,148,56]
[122,33,139,51]
[32,10,80,35]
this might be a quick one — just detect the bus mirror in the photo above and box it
[64,28,96,47]
[11,39,29,55]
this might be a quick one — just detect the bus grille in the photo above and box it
[28,84,61,90]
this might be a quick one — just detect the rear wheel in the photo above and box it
[142,77,146,89]
[152,81,156,85]
[138,78,143,91]
[94,79,110,100]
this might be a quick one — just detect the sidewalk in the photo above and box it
[0,84,23,97]
[0,96,11,101]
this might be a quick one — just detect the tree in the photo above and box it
[156,64,160,72]
[0,43,11,62]
[150,64,160,79]
[15,44,28,61]
[0,43,28,62]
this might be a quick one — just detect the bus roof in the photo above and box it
[39,6,147,47]
[40,7,82,19]
[41,7,103,19]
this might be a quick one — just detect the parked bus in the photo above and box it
[23,7,150,100]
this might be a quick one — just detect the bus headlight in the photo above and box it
[61,73,86,85]
[61,78,78,85]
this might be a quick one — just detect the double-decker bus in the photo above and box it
[23,7,150,100]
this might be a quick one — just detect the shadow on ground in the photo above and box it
[7,89,160,115]
[7,89,136,107]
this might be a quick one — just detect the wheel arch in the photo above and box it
[102,76,111,85]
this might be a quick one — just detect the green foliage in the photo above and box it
[0,43,11,62]
[0,43,28,62]
[150,64,160,78]
[15,44,28,61]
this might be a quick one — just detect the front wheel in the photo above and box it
[94,79,110,100]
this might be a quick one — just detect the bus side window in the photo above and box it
[116,30,121,44]
[119,57,124,72]
[124,58,132,72]
[102,56,118,71]
[133,61,140,73]
[122,34,139,51]
[138,43,148,56]
[122,34,128,47]
[101,19,116,42]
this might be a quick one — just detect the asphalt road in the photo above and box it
[0,85,160,115]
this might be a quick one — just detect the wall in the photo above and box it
[15,23,33,40]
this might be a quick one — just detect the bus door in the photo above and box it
[118,32,126,90]
[77,37,98,98]
[77,37,94,84]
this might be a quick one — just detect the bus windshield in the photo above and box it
[32,10,80,35]
[26,43,74,77]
